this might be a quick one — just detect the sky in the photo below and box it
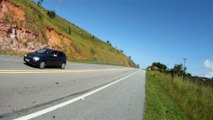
[37,0,213,77]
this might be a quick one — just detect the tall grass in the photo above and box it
[145,73,188,120]
[147,71,213,120]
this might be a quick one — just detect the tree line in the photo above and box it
[147,62,213,87]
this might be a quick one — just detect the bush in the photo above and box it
[67,27,71,34]
[47,10,56,18]
[106,40,111,46]
[90,48,96,55]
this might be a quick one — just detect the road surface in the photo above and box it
[0,55,146,120]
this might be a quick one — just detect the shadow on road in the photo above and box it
[23,63,63,70]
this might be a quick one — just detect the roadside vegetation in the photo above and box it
[145,62,213,120]
[145,73,188,120]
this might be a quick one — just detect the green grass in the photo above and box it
[145,73,188,120]
[145,71,213,120]
[4,0,136,67]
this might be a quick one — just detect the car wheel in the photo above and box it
[61,63,66,69]
[39,62,45,69]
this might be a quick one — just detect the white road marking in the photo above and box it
[13,70,139,120]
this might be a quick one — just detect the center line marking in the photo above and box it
[13,70,139,120]
[0,68,129,74]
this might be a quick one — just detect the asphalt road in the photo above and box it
[0,55,146,120]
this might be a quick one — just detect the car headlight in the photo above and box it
[33,57,40,61]
[24,54,27,57]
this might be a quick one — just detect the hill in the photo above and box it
[0,0,136,67]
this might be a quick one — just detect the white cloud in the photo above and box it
[204,60,213,78]
[204,74,213,78]
[204,60,213,70]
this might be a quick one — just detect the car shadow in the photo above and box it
[23,63,62,70]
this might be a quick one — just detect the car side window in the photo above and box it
[58,52,64,58]
[51,51,58,57]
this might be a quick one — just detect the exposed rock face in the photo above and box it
[0,21,45,52]
[0,0,46,52]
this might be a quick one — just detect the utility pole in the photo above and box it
[181,58,187,80]
[56,0,62,13]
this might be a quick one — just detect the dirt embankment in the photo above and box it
[46,27,80,58]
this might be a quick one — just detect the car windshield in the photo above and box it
[36,48,52,55]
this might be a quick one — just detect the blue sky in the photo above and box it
[38,0,213,77]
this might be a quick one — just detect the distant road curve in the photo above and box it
[0,55,146,120]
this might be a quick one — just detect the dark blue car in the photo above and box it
[24,48,67,69]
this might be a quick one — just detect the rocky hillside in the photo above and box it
[0,0,136,67]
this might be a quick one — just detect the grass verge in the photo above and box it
[145,72,188,120]
[145,71,213,120]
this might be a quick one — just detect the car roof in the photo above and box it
[43,48,64,53]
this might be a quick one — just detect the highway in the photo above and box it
[0,55,146,120]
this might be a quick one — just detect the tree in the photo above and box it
[37,0,44,6]
[91,35,95,39]
[106,40,111,46]
[170,64,186,76]
[120,49,124,53]
[47,10,56,18]
[151,62,167,72]
[186,73,192,78]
